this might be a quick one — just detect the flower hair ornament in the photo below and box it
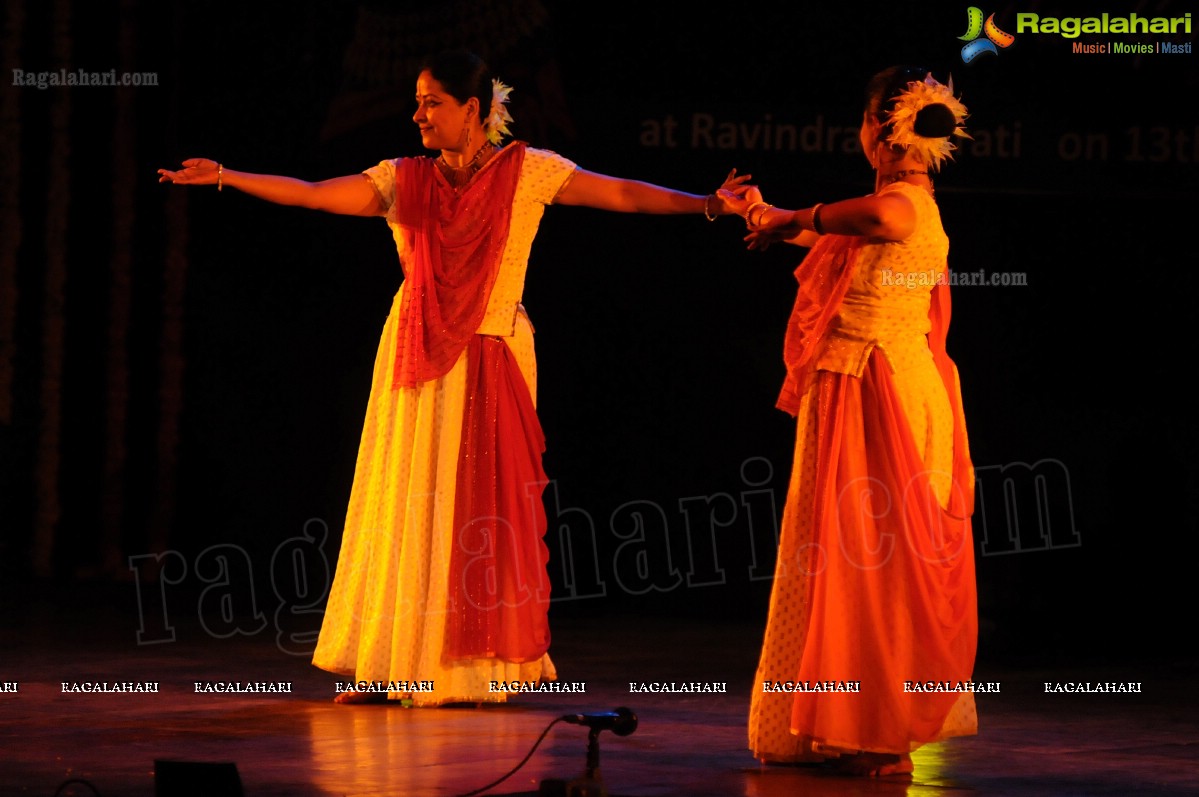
[884,73,970,171]
[484,78,514,145]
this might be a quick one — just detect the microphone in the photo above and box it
[560,707,638,736]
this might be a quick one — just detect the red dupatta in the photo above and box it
[392,143,527,388]
[388,141,550,662]
[444,335,551,662]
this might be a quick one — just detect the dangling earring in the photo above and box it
[462,98,479,153]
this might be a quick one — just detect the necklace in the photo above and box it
[437,143,493,187]
[879,168,934,196]
[882,169,928,184]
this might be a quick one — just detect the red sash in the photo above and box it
[392,143,527,388]
[444,336,551,661]
[386,142,550,661]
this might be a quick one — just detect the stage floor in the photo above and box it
[2,593,1196,797]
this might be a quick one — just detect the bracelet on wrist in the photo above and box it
[217,163,224,192]
[744,201,769,229]
[703,194,718,222]
[810,202,824,234]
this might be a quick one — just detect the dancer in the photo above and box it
[721,66,977,776]
[159,50,747,705]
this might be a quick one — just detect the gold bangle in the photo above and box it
[751,203,773,229]
[217,163,223,192]
[810,202,824,234]
[704,194,717,222]
[744,201,767,228]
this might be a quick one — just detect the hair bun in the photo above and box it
[913,103,957,138]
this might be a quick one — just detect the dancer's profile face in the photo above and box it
[413,71,475,152]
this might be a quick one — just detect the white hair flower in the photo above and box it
[484,78,514,145]
[885,74,970,171]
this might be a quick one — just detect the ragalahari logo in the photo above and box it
[959,7,1016,62]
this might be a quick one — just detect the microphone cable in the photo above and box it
[455,714,568,797]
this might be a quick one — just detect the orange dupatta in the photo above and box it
[778,239,977,751]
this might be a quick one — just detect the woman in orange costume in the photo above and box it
[160,50,747,706]
[722,66,977,776]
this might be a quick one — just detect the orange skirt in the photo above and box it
[749,350,977,759]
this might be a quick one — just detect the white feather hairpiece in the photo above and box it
[484,78,514,145]
[885,74,970,171]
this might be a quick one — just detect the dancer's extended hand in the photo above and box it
[157,158,220,186]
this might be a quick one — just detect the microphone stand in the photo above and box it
[564,727,606,797]
[539,727,606,797]
[540,708,635,797]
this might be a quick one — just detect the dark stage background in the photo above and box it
[2,0,1196,673]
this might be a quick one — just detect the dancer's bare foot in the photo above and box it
[831,752,913,777]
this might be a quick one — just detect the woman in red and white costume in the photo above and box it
[160,49,748,706]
